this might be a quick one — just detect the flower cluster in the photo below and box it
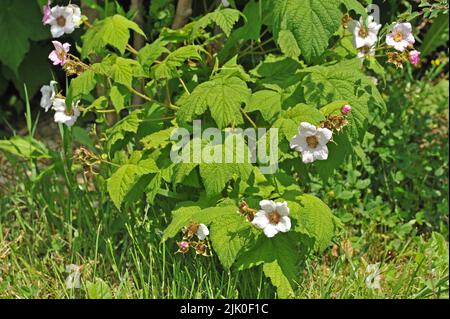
[39,2,89,127]
[176,223,211,256]
[40,80,80,127]
[348,14,420,68]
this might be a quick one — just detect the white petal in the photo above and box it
[385,34,396,47]
[63,43,71,51]
[354,36,366,49]
[290,134,307,153]
[196,224,209,240]
[312,145,329,161]
[54,111,69,124]
[40,86,52,111]
[276,216,291,233]
[301,150,315,164]
[316,128,332,145]
[263,224,279,238]
[397,22,412,34]
[393,41,408,52]
[259,200,276,213]
[252,211,269,229]
[52,98,66,111]
[298,122,317,136]
[275,202,290,217]
[50,25,65,38]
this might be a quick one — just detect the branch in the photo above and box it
[172,0,193,30]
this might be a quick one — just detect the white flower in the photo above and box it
[68,4,82,27]
[252,200,291,238]
[221,0,230,7]
[290,122,333,164]
[349,16,382,49]
[65,264,82,289]
[386,22,415,52]
[53,99,80,127]
[196,224,209,240]
[365,263,381,289]
[40,80,58,112]
[48,5,80,38]
[357,45,375,61]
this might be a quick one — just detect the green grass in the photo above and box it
[0,160,447,298]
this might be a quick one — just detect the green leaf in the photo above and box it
[151,45,202,80]
[290,194,335,251]
[140,127,175,150]
[177,76,251,128]
[270,0,342,63]
[68,70,97,102]
[194,8,242,37]
[110,86,125,113]
[302,59,384,141]
[245,90,282,122]
[219,0,262,61]
[0,136,50,159]
[199,134,254,197]
[111,57,144,87]
[278,30,301,59]
[106,110,142,147]
[0,0,48,73]
[235,233,299,298]
[82,14,146,58]
[107,159,158,209]
[340,0,368,17]
[86,278,112,299]
[273,104,325,142]
[137,40,170,69]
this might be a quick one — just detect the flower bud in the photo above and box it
[177,241,190,254]
[409,50,420,66]
[341,104,352,115]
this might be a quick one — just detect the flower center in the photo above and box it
[358,26,369,38]
[360,45,371,54]
[267,211,281,225]
[65,108,74,116]
[57,50,66,60]
[306,135,319,149]
[57,16,66,27]
[393,31,403,42]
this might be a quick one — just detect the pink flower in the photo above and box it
[386,22,415,52]
[42,0,52,25]
[48,41,70,66]
[341,104,352,115]
[409,50,421,66]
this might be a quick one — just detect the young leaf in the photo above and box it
[82,15,146,58]
[151,45,202,80]
[194,8,243,37]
